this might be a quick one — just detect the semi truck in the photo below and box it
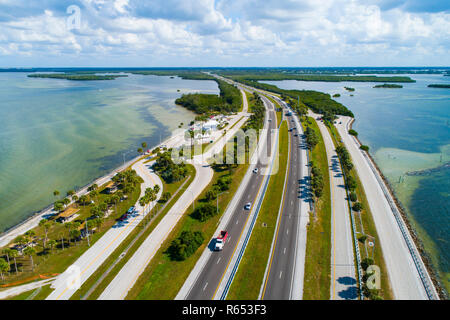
[214,231,229,251]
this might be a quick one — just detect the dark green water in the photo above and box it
[264,75,450,293]
[0,73,219,233]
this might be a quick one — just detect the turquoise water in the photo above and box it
[0,73,219,232]
[263,75,450,292]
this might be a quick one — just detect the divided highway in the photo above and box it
[260,99,310,300]
[179,94,277,300]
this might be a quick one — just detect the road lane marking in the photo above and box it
[279,271,283,279]
[217,258,221,264]
[203,282,208,291]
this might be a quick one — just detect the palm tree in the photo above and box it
[79,195,89,207]
[72,195,79,207]
[137,147,143,155]
[53,190,60,198]
[141,142,147,150]
[48,240,57,253]
[62,198,71,207]
[54,202,64,213]
[153,185,160,194]
[65,222,73,245]
[2,248,12,268]
[0,258,8,281]
[89,190,99,204]
[9,249,19,274]
[23,247,36,271]
[39,219,53,249]
[67,190,75,198]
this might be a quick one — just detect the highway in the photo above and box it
[311,112,358,300]
[180,94,277,300]
[335,116,438,300]
[259,98,310,300]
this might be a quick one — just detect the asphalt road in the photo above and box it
[185,96,277,300]
[335,116,436,300]
[311,113,357,300]
[260,112,303,300]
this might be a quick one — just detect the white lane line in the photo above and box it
[217,257,221,264]
[236,220,239,225]
[203,282,208,291]
[286,229,289,235]
[283,248,286,254]
[279,271,283,279]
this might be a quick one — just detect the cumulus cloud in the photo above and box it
[0,0,448,66]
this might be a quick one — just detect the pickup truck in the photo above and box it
[214,231,229,251]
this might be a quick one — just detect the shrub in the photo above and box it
[192,203,217,222]
[360,145,369,152]
[361,257,374,271]
[349,192,357,202]
[346,175,357,191]
[349,129,358,136]
[352,202,363,212]
[167,231,204,261]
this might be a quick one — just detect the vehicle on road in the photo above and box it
[268,119,272,122]
[244,202,252,210]
[214,231,229,251]
[253,168,259,174]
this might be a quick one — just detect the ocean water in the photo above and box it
[263,75,450,293]
[0,73,219,233]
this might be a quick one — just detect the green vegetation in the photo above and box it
[349,129,358,137]
[227,120,289,299]
[427,84,450,88]
[344,87,355,91]
[152,151,188,183]
[0,168,142,288]
[327,124,393,300]
[126,120,256,299]
[244,93,265,131]
[373,83,403,88]
[70,165,195,300]
[175,79,241,115]
[360,145,370,152]
[302,117,331,299]
[27,73,128,81]
[167,231,205,261]
[233,79,354,117]
[217,70,415,83]
[332,93,341,97]
[3,284,54,300]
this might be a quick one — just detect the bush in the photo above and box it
[192,203,217,222]
[349,129,358,136]
[352,202,363,212]
[360,145,369,152]
[161,192,171,203]
[358,234,367,243]
[349,192,357,202]
[167,231,204,261]
[361,257,374,271]
[346,175,357,191]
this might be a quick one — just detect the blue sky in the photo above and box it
[0,0,448,67]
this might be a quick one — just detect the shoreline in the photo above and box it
[0,128,187,248]
[348,118,447,299]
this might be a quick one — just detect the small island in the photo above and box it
[332,93,341,97]
[373,83,403,88]
[344,87,355,91]
[427,84,450,88]
[27,73,128,81]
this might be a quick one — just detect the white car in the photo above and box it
[253,168,259,174]
[244,202,252,210]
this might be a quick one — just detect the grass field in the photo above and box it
[302,117,332,300]
[226,120,289,299]
[3,284,53,300]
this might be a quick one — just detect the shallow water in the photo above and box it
[0,73,219,232]
[263,75,450,293]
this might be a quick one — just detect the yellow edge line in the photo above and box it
[56,163,158,300]
[261,120,290,299]
[212,111,276,300]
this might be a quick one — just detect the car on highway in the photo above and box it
[253,168,259,174]
[268,119,272,122]
[244,202,252,210]
[214,231,229,251]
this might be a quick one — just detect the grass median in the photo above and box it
[125,162,249,300]
[226,120,289,299]
[302,116,332,300]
